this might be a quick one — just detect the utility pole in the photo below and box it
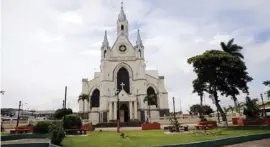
[64,86,67,109]
[173,97,176,120]
[179,98,182,114]
[16,101,22,128]
[260,94,267,116]
[62,100,65,108]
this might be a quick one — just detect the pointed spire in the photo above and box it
[136,29,143,47]
[118,1,127,21]
[102,30,109,48]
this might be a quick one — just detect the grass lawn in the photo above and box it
[62,126,270,147]
[1,132,9,136]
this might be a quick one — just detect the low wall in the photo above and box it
[1,134,50,141]
[151,115,234,125]
[2,143,60,147]
[159,133,270,147]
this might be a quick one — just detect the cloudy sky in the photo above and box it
[1,0,270,112]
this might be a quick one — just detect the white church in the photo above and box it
[79,3,169,124]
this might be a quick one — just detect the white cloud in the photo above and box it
[2,0,270,113]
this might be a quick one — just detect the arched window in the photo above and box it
[121,25,124,31]
[104,50,106,58]
[117,67,130,93]
[147,87,157,105]
[91,89,100,107]
[138,50,141,57]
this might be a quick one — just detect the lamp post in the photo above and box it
[172,97,176,120]
[115,90,120,133]
[16,101,22,128]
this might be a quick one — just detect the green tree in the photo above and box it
[220,38,246,111]
[243,96,260,119]
[53,108,73,120]
[189,104,213,115]
[192,79,207,106]
[263,80,270,99]
[78,94,89,119]
[143,94,158,122]
[63,114,82,130]
[187,50,252,126]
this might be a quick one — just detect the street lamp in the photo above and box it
[16,101,22,128]
[172,97,176,120]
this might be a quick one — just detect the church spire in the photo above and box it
[102,30,109,48]
[136,29,143,47]
[118,1,127,21]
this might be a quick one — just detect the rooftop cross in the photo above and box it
[120,82,125,90]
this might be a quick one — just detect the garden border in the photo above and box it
[1,133,50,141]
[158,132,270,147]
[2,143,61,147]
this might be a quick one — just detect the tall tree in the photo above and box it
[263,80,270,99]
[143,94,158,122]
[188,50,252,126]
[78,94,89,119]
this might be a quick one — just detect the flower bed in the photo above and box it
[141,122,161,130]
[80,123,93,131]
[235,117,270,126]
[195,121,217,130]
[232,118,239,125]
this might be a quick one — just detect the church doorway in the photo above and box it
[119,104,129,122]
[117,67,130,93]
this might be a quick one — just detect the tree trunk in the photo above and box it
[213,90,227,127]
[199,95,203,121]
[232,96,238,113]
[82,100,85,119]
[148,104,151,122]
[200,95,203,106]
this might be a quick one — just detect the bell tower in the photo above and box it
[117,2,128,37]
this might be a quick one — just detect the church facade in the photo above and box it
[79,3,169,124]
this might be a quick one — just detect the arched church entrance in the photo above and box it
[147,87,157,106]
[119,104,129,122]
[117,67,130,93]
[91,89,100,108]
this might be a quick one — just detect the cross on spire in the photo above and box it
[120,82,125,90]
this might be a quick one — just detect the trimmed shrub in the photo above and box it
[50,123,65,145]
[54,108,73,120]
[33,121,52,134]
[63,114,82,130]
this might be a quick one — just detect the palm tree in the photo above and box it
[143,94,158,122]
[263,80,270,99]
[228,105,234,114]
[220,38,244,59]
[221,38,244,112]
[78,94,89,119]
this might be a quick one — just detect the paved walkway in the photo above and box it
[224,139,270,147]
